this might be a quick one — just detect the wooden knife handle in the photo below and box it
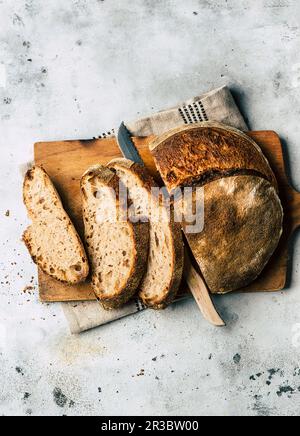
[184,251,225,327]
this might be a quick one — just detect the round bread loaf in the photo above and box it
[149,122,284,293]
[184,175,283,293]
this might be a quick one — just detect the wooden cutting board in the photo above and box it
[34,131,300,302]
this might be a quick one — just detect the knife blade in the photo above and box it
[117,122,145,166]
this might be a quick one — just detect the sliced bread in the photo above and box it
[23,166,89,284]
[81,165,149,310]
[108,158,184,310]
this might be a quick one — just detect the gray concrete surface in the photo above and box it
[1,0,300,416]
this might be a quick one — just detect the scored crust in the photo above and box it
[149,122,278,193]
[81,164,149,310]
[108,158,184,310]
[23,166,89,284]
[184,175,283,294]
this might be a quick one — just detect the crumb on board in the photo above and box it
[5,210,10,217]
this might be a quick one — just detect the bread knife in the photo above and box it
[117,122,145,166]
[116,122,225,326]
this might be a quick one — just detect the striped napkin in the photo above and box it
[63,85,248,334]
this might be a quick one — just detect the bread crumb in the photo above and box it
[5,210,10,217]
[23,285,34,294]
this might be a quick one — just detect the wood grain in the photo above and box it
[34,131,300,302]
[184,251,225,327]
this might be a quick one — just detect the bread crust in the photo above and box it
[108,158,157,193]
[149,122,278,193]
[81,164,149,310]
[184,175,283,294]
[108,158,184,309]
[23,166,89,284]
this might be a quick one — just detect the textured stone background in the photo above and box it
[1,0,300,416]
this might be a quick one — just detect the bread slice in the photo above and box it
[108,159,184,310]
[81,165,149,310]
[183,175,283,294]
[23,166,89,284]
[149,122,277,193]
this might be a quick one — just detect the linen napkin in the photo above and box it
[62,85,248,333]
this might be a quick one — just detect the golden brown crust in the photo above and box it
[184,176,283,294]
[150,122,277,193]
[23,166,89,284]
[108,158,158,192]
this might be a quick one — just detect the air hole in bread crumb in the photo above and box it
[27,171,34,181]
[166,170,176,182]
[50,267,55,274]
[93,191,103,199]
[122,250,127,256]
[155,233,159,247]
